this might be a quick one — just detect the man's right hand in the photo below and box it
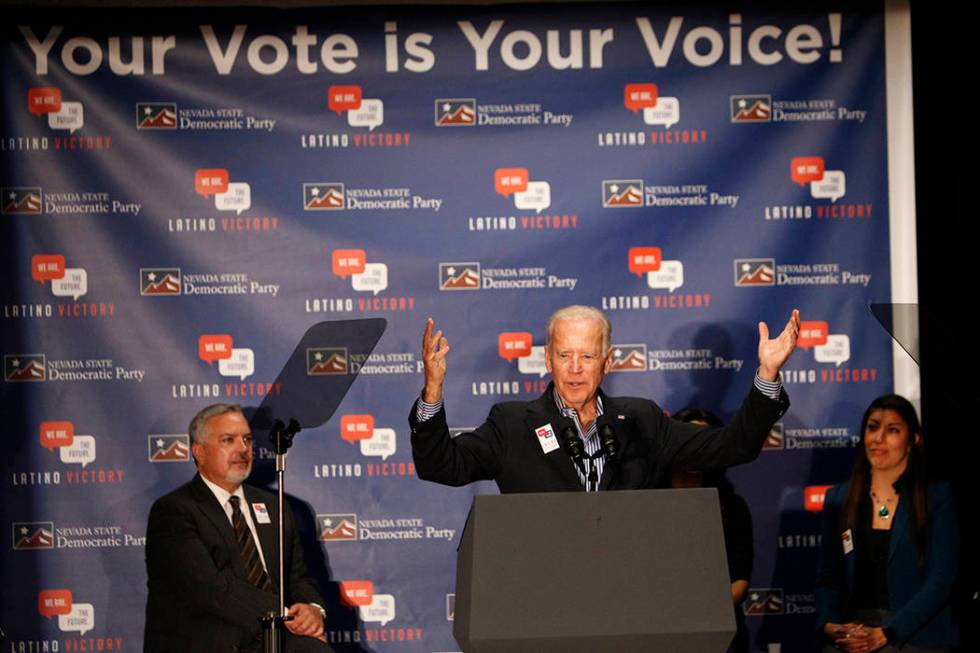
[422,318,450,403]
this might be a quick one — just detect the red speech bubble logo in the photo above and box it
[198,334,234,364]
[27,87,62,117]
[39,421,74,451]
[340,580,374,607]
[498,332,533,362]
[798,321,830,351]
[494,168,529,198]
[340,415,375,443]
[624,83,658,112]
[804,485,832,513]
[38,589,73,618]
[31,255,66,284]
[790,157,825,186]
[332,249,366,279]
[194,169,230,197]
[627,247,662,276]
[328,85,362,114]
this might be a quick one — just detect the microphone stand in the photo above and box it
[262,418,301,653]
[585,451,603,492]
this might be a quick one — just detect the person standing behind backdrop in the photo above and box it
[672,407,753,653]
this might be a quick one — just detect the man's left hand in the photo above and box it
[285,603,325,639]
[757,309,801,381]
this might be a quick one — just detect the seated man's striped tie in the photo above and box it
[229,495,274,591]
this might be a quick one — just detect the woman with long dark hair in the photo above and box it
[815,394,958,651]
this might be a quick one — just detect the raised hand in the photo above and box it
[757,309,800,382]
[421,318,450,403]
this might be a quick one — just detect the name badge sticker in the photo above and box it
[252,502,271,524]
[534,423,560,454]
[841,528,854,555]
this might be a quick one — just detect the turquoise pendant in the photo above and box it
[878,505,890,519]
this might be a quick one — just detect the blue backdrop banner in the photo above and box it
[2,3,907,651]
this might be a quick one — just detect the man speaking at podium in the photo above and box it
[144,404,331,653]
[410,305,799,493]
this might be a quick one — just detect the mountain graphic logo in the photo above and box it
[13,522,54,550]
[439,263,480,291]
[307,348,348,375]
[743,588,784,615]
[148,435,190,462]
[731,95,772,122]
[5,354,46,382]
[140,268,181,296]
[435,99,476,126]
[136,103,177,129]
[609,344,647,372]
[2,187,42,214]
[304,183,345,211]
[602,180,643,208]
[318,514,357,541]
[734,259,775,286]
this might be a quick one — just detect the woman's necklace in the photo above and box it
[870,489,896,519]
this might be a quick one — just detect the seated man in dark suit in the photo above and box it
[410,305,800,493]
[144,403,332,653]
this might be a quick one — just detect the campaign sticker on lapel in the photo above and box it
[534,423,560,454]
[841,528,854,555]
[252,503,271,524]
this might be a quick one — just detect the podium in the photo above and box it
[454,488,734,652]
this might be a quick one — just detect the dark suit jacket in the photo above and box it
[144,474,326,653]
[815,481,959,647]
[410,382,788,493]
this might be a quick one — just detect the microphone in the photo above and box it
[596,414,620,461]
[555,417,585,468]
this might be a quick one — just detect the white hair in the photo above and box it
[546,305,611,353]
